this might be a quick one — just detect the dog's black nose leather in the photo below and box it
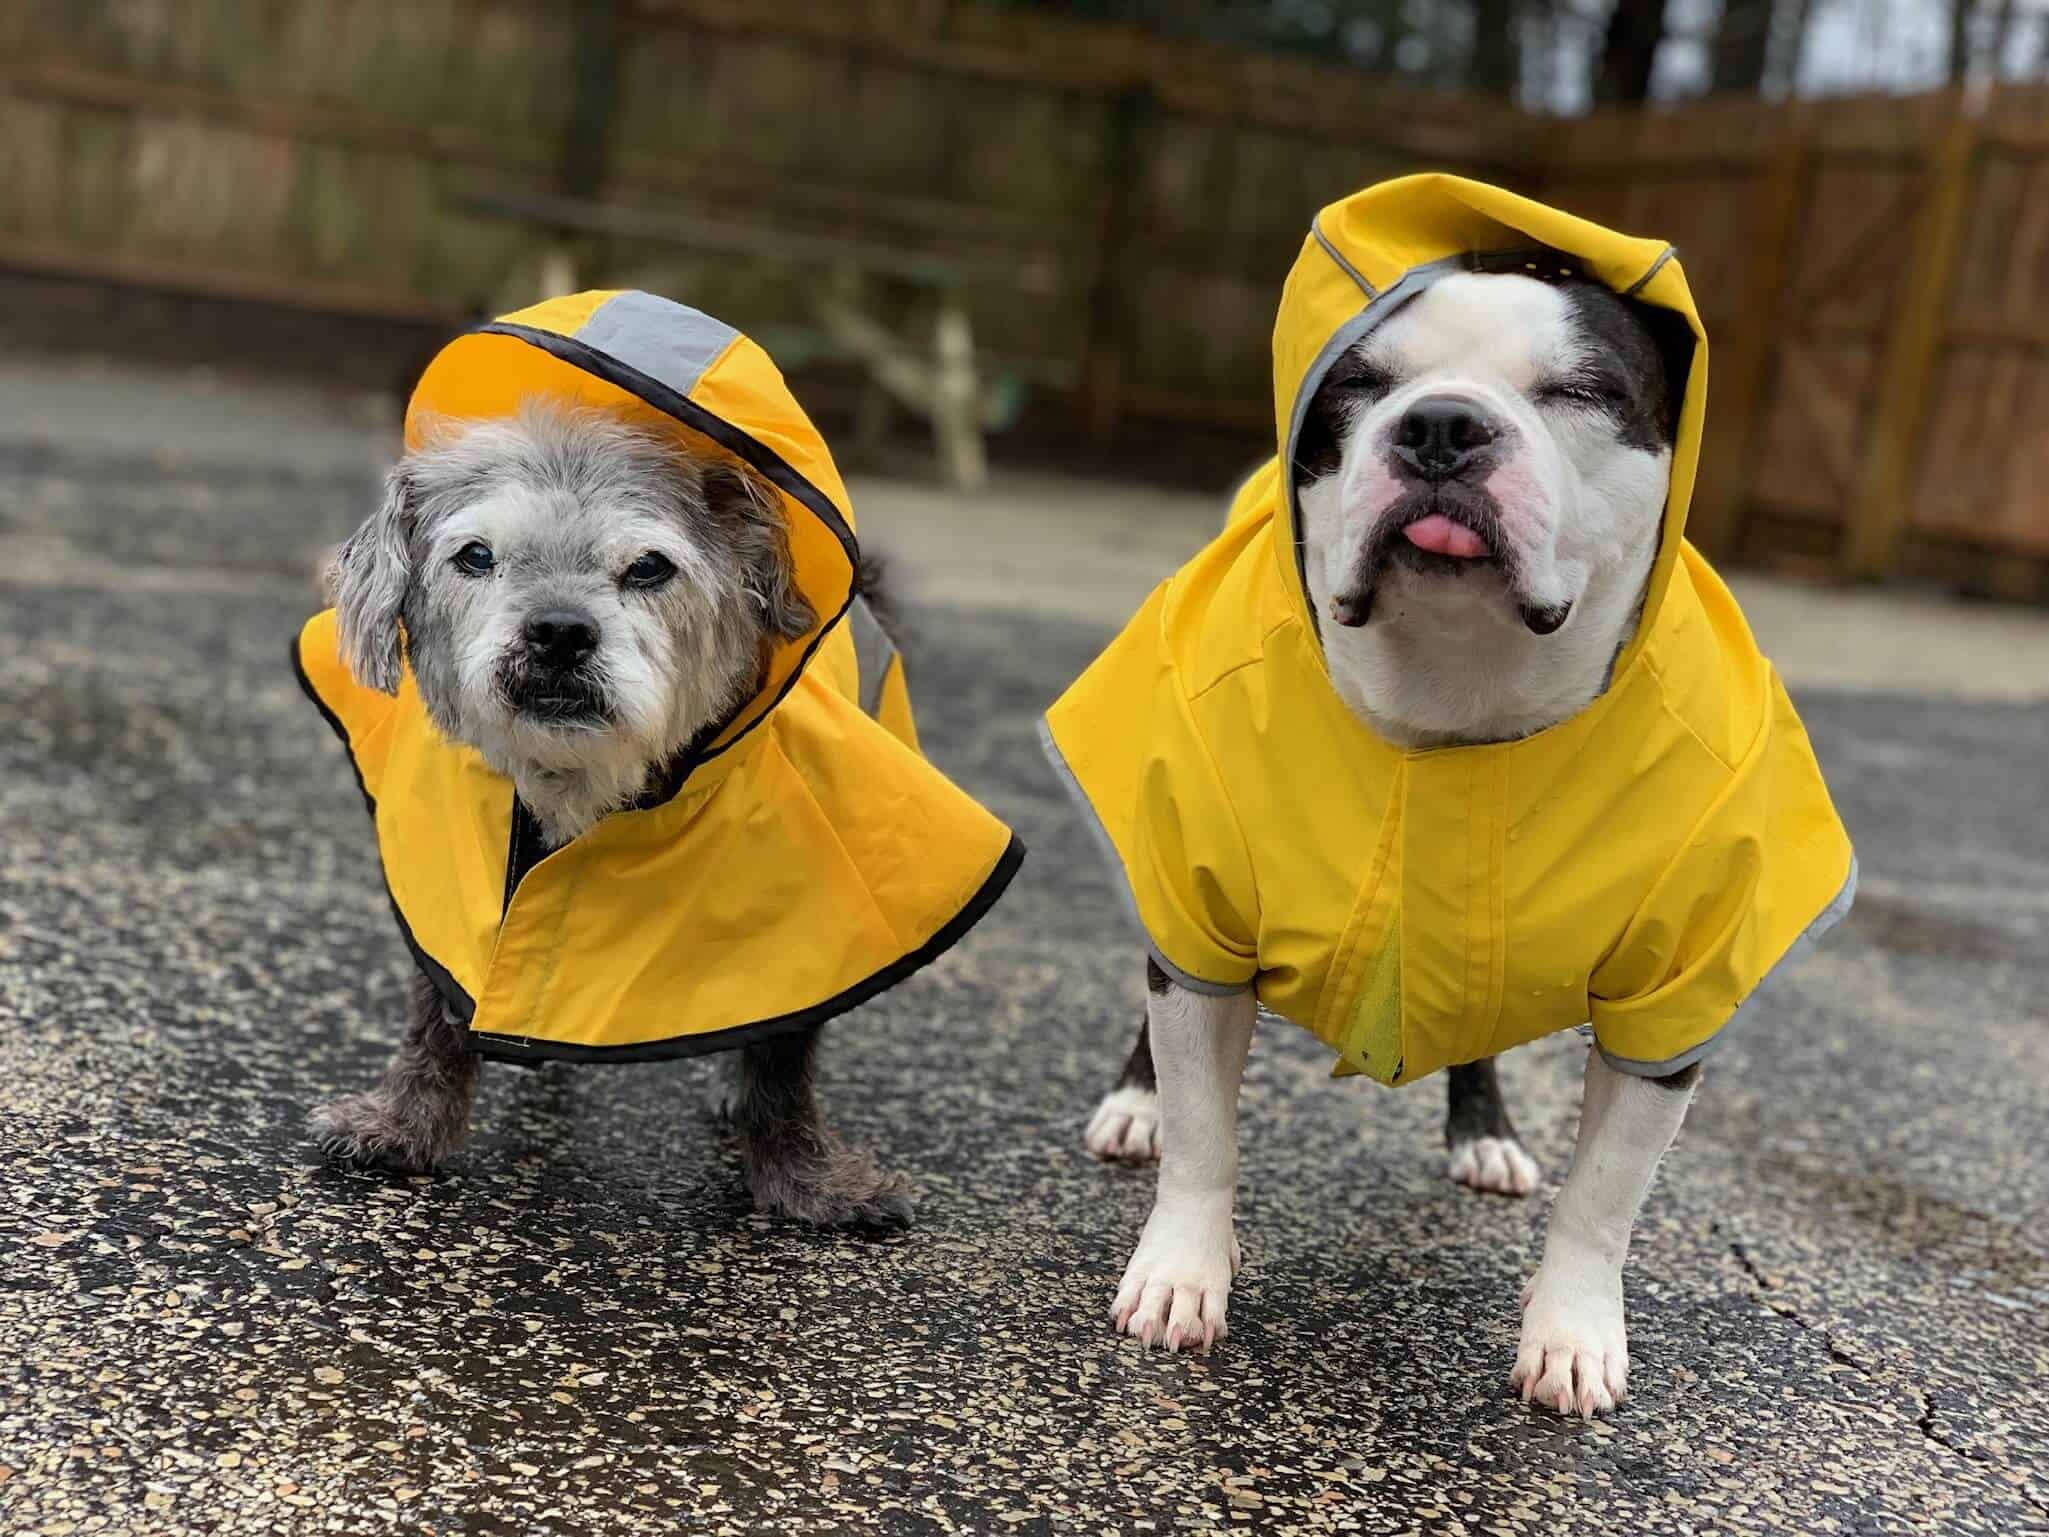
[524,610,598,669]
[1394,397,1497,480]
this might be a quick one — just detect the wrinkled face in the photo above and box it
[1294,270,1679,640]
[332,404,812,783]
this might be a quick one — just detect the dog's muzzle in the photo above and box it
[500,607,613,724]
[1328,396,1570,636]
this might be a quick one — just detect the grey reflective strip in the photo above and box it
[847,595,896,718]
[1312,214,1378,299]
[1035,718,1254,998]
[575,292,739,398]
[1598,853,1860,1079]
[1623,245,1677,299]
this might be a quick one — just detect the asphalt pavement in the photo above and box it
[2,357,2045,1536]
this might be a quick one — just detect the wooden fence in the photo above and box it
[1544,85,2049,597]
[0,0,2044,593]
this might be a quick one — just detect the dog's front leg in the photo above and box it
[1513,1049,1698,1417]
[733,1024,912,1230]
[1111,972,1255,1352]
[313,970,480,1174]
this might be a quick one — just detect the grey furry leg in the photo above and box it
[734,1025,913,1230]
[1444,1056,1541,1196]
[313,969,480,1175]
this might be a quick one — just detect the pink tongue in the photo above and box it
[1402,514,1490,559]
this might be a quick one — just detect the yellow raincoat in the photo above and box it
[296,291,1022,1063]
[1042,176,1855,1084]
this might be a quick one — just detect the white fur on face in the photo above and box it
[337,405,793,845]
[424,476,735,766]
[1297,272,1672,748]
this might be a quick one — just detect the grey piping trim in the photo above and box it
[1622,245,1677,299]
[1598,852,1860,1079]
[846,595,895,718]
[1311,214,1378,299]
[575,292,738,399]
[1035,717,1254,998]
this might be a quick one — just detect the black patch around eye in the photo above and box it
[1534,372,1630,410]
[1557,279,1684,452]
[1293,350,1396,486]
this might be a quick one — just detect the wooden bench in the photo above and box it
[457,186,1067,489]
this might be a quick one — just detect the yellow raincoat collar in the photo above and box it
[1042,178,1854,1088]
[297,292,1022,1063]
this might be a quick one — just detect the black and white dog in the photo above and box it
[1085,269,1693,1416]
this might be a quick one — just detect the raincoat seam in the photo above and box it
[1312,214,1379,298]
[1640,645,1742,777]
[769,724,911,955]
[1167,653,1264,954]
[1623,245,1677,299]
[1182,611,1298,704]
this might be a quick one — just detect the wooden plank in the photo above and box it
[1842,110,1981,580]
[0,55,557,171]
[457,185,1060,291]
[1686,140,1809,556]
[0,233,463,324]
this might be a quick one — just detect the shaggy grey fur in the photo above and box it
[312,971,479,1176]
[731,1026,915,1229]
[314,403,911,1228]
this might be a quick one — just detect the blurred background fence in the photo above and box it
[2,0,2045,597]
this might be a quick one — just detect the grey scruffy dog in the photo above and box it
[311,402,913,1228]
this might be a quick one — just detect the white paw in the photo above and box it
[1512,1245,1629,1418]
[1110,1194,1239,1353]
[1447,1135,1540,1197]
[1084,1086,1162,1164]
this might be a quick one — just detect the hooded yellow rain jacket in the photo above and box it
[295,291,1022,1063]
[1042,175,1855,1085]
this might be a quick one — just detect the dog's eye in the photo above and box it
[451,541,495,576]
[1538,375,1629,410]
[622,552,677,591]
[1328,361,1395,399]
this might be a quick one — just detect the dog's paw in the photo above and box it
[1447,1135,1540,1197]
[1511,1246,1629,1418]
[310,1094,447,1176]
[1110,1194,1240,1353]
[748,1141,915,1232]
[1084,1086,1162,1164]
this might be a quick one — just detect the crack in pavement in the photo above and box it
[1717,1222,2049,1520]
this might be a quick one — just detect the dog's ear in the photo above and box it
[704,462,816,642]
[330,465,415,694]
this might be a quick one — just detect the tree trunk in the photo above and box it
[1712,0,1774,94]
[1470,0,1521,98]
[1595,0,1668,104]
[1947,0,1975,83]
[1770,0,1816,95]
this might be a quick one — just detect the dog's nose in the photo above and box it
[1393,397,1497,481]
[523,610,598,669]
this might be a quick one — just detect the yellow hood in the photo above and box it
[1043,176,1854,1085]
[296,291,1020,1061]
